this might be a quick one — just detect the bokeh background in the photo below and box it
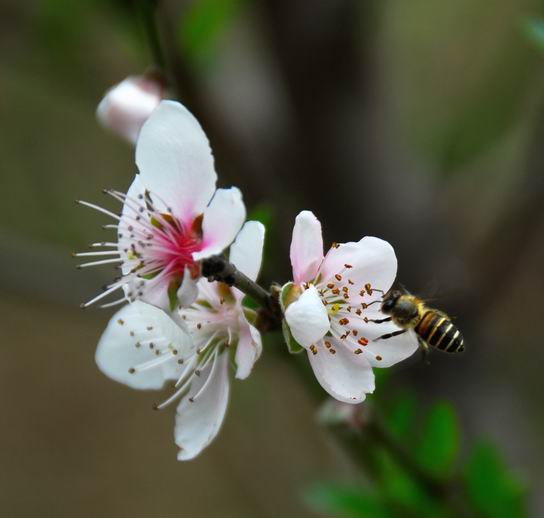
[1,0,544,516]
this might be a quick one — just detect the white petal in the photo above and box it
[177,267,199,307]
[319,237,397,305]
[135,101,217,223]
[290,211,324,284]
[308,340,375,404]
[284,285,330,348]
[175,352,230,460]
[96,301,195,390]
[348,321,419,368]
[229,221,265,281]
[97,75,163,144]
[235,316,262,380]
[193,187,246,261]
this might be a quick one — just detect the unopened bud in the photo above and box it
[96,73,166,144]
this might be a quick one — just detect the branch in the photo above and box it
[201,255,283,332]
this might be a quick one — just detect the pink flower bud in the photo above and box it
[96,74,165,144]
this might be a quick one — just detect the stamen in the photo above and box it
[76,200,120,221]
[76,258,123,269]
[189,350,219,403]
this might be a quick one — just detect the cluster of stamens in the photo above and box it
[74,188,202,308]
[306,260,385,360]
[115,298,233,410]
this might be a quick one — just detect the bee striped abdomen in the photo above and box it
[415,311,464,353]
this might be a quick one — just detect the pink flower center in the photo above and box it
[146,214,203,279]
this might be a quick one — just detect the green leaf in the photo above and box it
[375,448,442,517]
[464,442,527,518]
[415,402,459,478]
[177,0,245,63]
[523,16,544,53]
[248,204,274,231]
[304,483,389,518]
[385,393,417,441]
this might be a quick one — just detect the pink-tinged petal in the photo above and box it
[290,211,324,284]
[194,278,223,308]
[284,285,330,348]
[193,187,246,261]
[135,101,217,223]
[136,271,172,312]
[235,316,262,380]
[175,351,229,461]
[308,339,375,404]
[348,321,419,368]
[96,301,194,390]
[320,237,397,305]
[177,267,199,307]
[97,75,164,144]
[229,221,265,282]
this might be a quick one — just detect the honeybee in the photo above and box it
[375,289,465,354]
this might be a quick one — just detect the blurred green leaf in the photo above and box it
[385,393,417,441]
[248,204,274,231]
[177,0,246,63]
[523,16,544,53]
[375,449,443,517]
[464,442,527,518]
[415,402,459,479]
[304,483,389,518]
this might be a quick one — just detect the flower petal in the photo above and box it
[320,236,397,305]
[175,351,230,460]
[135,100,217,223]
[284,285,330,348]
[96,75,164,144]
[193,187,246,261]
[308,339,375,404]
[347,320,419,368]
[177,267,199,307]
[229,221,265,282]
[96,301,194,390]
[235,316,262,380]
[290,211,324,284]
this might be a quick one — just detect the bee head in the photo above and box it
[381,290,402,314]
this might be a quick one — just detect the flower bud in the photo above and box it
[96,73,166,144]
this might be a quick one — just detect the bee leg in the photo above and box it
[373,329,406,341]
[368,317,392,324]
[419,339,431,366]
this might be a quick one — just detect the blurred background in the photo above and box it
[1,0,544,516]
